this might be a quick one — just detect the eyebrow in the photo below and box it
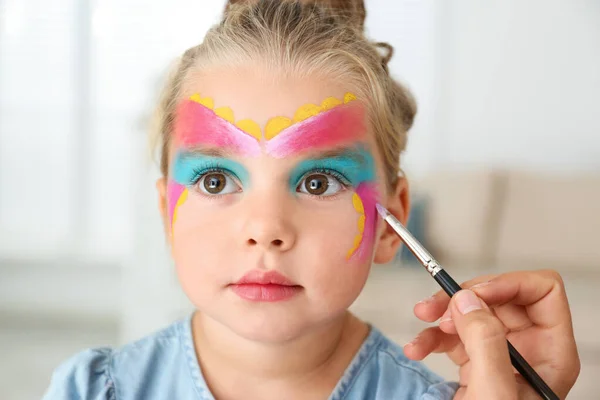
[178,146,235,159]
[174,100,261,157]
[302,147,368,163]
[265,103,367,158]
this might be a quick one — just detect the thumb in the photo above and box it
[451,289,517,399]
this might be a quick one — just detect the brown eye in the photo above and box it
[202,173,227,194]
[298,172,345,197]
[303,174,329,195]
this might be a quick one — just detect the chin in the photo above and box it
[227,311,313,343]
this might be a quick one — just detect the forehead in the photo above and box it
[182,66,355,127]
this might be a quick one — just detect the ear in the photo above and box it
[373,177,411,264]
[156,177,172,246]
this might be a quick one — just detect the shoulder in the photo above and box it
[42,347,115,400]
[335,327,458,400]
[43,318,190,400]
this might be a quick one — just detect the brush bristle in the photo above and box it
[375,203,388,219]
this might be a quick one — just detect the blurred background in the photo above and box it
[0,0,599,398]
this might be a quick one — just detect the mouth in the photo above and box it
[229,270,303,302]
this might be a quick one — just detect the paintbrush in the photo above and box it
[375,203,559,400]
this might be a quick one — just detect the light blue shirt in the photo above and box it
[43,315,458,399]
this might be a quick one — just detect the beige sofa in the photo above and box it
[415,170,600,275]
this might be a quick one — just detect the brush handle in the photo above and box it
[433,268,462,296]
[432,269,559,400]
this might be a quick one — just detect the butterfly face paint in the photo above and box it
[168,92,379,261]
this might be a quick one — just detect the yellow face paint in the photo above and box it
[264,93,358,140]
[215,107,235,124]
[293,103,322,123]
[171,188,189,236]
[235,119,262,141]
[347,192,366,259]
[190,93,215,109]
[344,93,357,103]
[265,116,293,140]
[189,94,262,141]
[321,96,343,111]
[187,92,358,142]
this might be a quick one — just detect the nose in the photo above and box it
[240,207,296,252]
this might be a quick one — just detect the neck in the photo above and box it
[191,311,369,397]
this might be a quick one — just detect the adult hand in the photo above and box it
[404,270,580,399]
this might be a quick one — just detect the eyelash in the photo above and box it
[301,168,350,186]
[189,165,241,199]
[190,166,234,185]
[188,166,351,199]
[297,168,351,199]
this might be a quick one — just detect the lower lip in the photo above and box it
[230,284,303,302]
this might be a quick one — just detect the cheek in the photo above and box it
[298,197,360,263]
[169,191,233,293]
[347,183,379,262]
[298,200,372,310]
[298,183,379,271]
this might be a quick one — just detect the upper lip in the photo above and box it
[233,270,299,286]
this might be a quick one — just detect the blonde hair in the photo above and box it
[153,0,416,189]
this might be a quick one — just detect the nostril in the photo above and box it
[272,239,283,246]
[247,239,257,245]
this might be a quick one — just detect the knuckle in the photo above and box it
[467,317,505,342]
[463,274,497,289]
[541,269,565,285]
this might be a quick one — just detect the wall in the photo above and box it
[434,0,600,173]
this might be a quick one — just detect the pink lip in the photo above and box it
[230,270,303,302]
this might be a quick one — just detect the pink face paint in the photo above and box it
[167,180,187,228]
[265,103,367,158]
[350,182,379,261]
[174,100,261,157]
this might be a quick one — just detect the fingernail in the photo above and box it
[471,281,491,290]
[404,335,419,347]
[439,309,452,324]
[455,290,483,315]
[417,295,436,305]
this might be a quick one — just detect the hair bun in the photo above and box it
[225,0,367,31]
[375,42,394,73]
[317,0,366,31]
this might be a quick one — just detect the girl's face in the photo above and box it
[157,67,406,342]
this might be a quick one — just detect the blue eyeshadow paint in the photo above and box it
[289,146,376,190]
[172,152,249,187]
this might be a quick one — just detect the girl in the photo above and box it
[44,1,580,399]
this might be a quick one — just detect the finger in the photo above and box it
[414,274,498,322]
[440,308,513,336]
[453,386,467,400]
[458,361,472,387]
[413,294,450,323]
[439,308,457,334]
[474,271,581,398]
[492,303,532,332]
[403,327,467,365]
[451,289,517,398]
[403,327,451,361]
[469,270,571,329]
[438,297,495,336]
